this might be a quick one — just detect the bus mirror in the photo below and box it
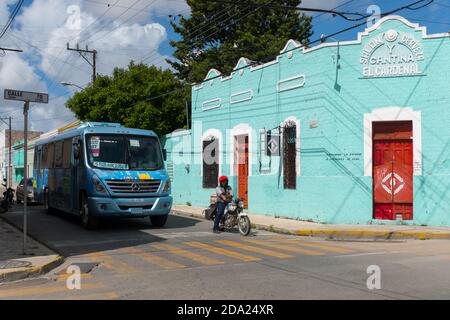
[163,149,167,161]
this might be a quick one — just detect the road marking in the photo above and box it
[0,283,103,298]
[244,239,324,256]
[152,243,224,266]
[62,291,119,300]
[149,231,214,239]
[121,247,186,270]
[271,238,354,253]
[216,240,294,259]
[55,273,94,283]
[332,251,404,258]
[86,252,138,273]
[184,241,261,262]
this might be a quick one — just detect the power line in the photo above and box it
[123,0,437,109]
[74,0,122,42]
[140,2,248,64]
[7,32,92,76]
[80,0,145,44]
[312,0,356,20]
[0,0,24,40]
[203,0,367,21]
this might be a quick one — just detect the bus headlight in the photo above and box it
[162,179,171,193]
[92,176,107,193]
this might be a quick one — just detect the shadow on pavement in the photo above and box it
[1,205,202,257]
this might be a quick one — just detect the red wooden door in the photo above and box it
[236,135,249,208]
[373,121,413,220]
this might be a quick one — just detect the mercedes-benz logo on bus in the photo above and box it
[131,183,140,192]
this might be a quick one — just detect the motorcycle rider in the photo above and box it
[214,175,233,234]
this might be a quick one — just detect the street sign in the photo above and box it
[3,88,49,255]
[4,89,49,103]
[265,130,280,156]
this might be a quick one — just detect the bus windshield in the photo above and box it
[86,134,164,170]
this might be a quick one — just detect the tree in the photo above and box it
[168,0,313,83]
[65,63,189,137]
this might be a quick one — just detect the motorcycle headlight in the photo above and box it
[238,200,244,208]
[228,203,237,211]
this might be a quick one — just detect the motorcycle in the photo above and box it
[0,187,15,213]
[203,198,252,236]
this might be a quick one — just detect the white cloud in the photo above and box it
[27,95,77,132]
[0,0,173,132]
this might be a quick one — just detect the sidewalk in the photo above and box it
[172,205,450,240]
[0,216,62,283]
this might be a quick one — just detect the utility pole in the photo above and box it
[23,101,28,254]
[66,43,97,82]
[0,116,12,188]
[4,89,48,255]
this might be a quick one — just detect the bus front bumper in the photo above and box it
[87,195,173,217]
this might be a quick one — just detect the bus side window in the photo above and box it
[41,144,48,169]
[54,141,63,168]
[78,139,84,166]
[33,146,39,170]
[62,139,71,169]
[47,143,54,169]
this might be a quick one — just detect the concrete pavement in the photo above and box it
[2,205,450,299]
[0,213,63,282]
[172,204,450,240]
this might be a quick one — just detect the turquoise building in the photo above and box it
[163,16,450,226]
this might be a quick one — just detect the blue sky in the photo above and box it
[0,0,448,132]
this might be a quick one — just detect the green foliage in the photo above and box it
[65,63,189,136]
[168,0,313,83]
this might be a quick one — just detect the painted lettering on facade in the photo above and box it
[360,30,425,78]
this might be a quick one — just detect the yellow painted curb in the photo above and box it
[172,209,450,240]
[294,230,450,240]
[0,255,64,283]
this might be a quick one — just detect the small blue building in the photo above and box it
[163,16,450,226]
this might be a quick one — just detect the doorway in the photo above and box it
[372,121,413,220]
[235,135,249,208]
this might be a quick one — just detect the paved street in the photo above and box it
[1,205,450,299]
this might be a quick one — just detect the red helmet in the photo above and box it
[218,175,228,184]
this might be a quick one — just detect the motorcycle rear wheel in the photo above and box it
[238,216,251,236]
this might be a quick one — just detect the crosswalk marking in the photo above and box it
[184,241,261,262]
[121,247,186,270]
[270,238,354,253]
[244,239,325,255]
[86,252,138,273]
[55,273,94,283]
[152,243,224,266]
[0,282,103,299]
[216,240,294,259]
[62,291,119,300]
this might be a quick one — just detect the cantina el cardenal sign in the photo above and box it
[360,29,425,78]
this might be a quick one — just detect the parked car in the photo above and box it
[16,178,35,204]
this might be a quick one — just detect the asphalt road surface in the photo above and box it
[1,205,450,300]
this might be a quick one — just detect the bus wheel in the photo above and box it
[150,214,168,227]
[80,194,99,230]
[44,190,55,215]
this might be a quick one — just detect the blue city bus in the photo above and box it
[33,122,172,229]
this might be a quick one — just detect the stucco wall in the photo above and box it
[164,16,450,226]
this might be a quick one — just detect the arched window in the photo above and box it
[283,120,297,189]
[202,136,219,188]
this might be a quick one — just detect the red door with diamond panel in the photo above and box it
[373,121,413,220]
[236,135,249,208]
